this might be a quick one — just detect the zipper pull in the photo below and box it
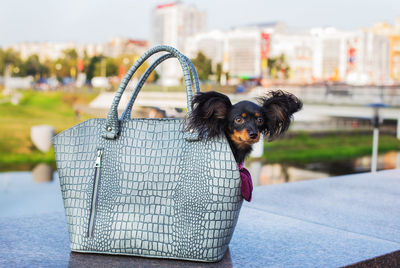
[95,149,103,168]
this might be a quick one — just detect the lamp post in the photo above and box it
[368,103,389,173]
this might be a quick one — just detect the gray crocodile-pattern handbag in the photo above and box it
[53,45,243,262]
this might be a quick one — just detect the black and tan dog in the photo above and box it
[186,90,302,164]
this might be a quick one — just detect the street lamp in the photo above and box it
[367,103,389,173]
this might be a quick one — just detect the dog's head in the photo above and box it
[186,90,302,150]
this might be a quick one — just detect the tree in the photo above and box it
[105,58,118,77]
[21,54,49,78]
[86,55,102,82]
[63,48,78,60]
[52,49,79,79]
[113,54,154,82]
[215,63,222,83]
[191,52,212,81]
[267,54,290,79]
[93,57,118,77]
[0,48,21,77]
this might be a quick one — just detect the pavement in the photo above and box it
[0,169,399,267]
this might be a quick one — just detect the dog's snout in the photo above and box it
[249,131,258,139]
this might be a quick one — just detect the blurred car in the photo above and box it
[91,77,110,88]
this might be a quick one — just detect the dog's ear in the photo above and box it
[186,91,232,139]
[258,90,302,141]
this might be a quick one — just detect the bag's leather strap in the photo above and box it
[102,45,200,139]
[119,53,200,120]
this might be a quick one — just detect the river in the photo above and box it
[248,151,400,186]
[1,151,399,217]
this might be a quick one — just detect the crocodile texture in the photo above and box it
[53,119,242,262]
[53,46,243,262]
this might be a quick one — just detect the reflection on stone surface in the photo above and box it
[258,164,329,185]
[68,248,233,267]
[251,151,400,186]
[383,151,400,170]
[354,151,399,172]
[32,163,53,183]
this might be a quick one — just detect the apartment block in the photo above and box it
[151,2,206,86]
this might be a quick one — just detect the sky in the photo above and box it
[0,0,399,47]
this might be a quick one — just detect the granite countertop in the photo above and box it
[0,169,399,267]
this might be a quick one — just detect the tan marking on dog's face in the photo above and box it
[255,112,260,117]
[241,113,247,117]
[230,129,260,149]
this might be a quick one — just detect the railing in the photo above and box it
[280,85,400,107]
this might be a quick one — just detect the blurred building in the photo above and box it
[8,42,77,61]
[390,35,400,81]
[367,18,400,81]
[102,37,148,58]
[151,2,206,86]
[186,23,283,81]
[310,27,390,85]
[82,43,105,58]
[345,31,389,85]
[187,21,392,85]
[226,27,263,79]
[269,32,314,83]
[7,37,148,61]
[185,30,225,70]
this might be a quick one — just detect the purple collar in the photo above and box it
[238,163,253,202]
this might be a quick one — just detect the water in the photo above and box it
[1,152,399,217]
[248,151,400,186]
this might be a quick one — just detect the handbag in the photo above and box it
[53,45,243,262]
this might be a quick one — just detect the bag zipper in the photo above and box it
[88,148,103,238]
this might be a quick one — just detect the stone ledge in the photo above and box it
[0,169,399,267]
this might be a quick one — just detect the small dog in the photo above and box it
[186,90,302,164]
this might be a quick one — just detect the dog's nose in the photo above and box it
[249,132,258,139]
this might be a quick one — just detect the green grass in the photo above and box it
[0,90,97,171]
[1,90,399,171]
[261,132,400,164]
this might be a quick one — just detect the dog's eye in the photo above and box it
[234,117,244,124]
[256,117,264,125]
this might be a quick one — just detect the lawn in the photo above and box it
[0,90,399,171]
[262,132,400,164]
[0,90,97,170]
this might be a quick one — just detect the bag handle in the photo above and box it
[120,53,200,120]
[102,45,200,140]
